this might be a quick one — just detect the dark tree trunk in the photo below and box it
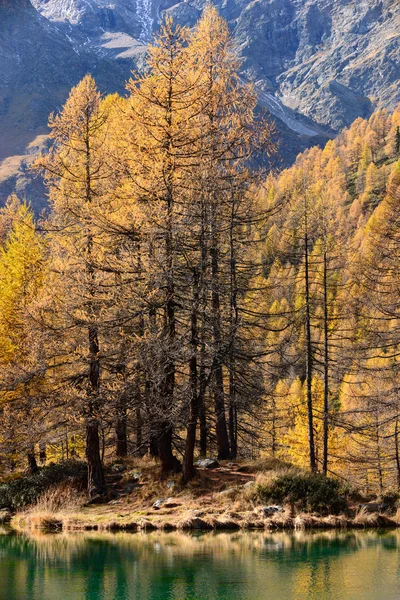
[115,390,128,458]
[322,249,329,476]
[198,369,208,457]
[304,225,317,472]
[198,198,209,459]
[39,441,46,464]
[136,406,146,456]
[84,119,106,498]
[27,448,38,474]
[86,420,106,498]
[395,410,400,490]
[86,323,106,498]
[157,185,181,476]
[228,396,238,460]
[159,424,181,477]
[271,398,277,456]
[183,270,200,483]
[149,433,159,458]
[228,190,238,460]
[376,412,383,498]
[210,225,231,461]
[115,408,128,458]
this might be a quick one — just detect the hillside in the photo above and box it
[0,0,399,209]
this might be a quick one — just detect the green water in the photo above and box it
[0,530,399,600]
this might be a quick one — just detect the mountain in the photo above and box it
[0,0,139,210]
[0,0,399,209]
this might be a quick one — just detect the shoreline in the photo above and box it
[3,459,399,535]
[9,510,400,534]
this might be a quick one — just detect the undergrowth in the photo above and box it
[256,472,348,515]
[0,460,86,510]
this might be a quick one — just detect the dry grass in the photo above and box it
[7,459,400,534]
[354,507,380,527]
[13,482,87,532]
[33,483,86,513]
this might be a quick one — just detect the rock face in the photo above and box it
[0,0,139,208]
[0,0,399,209]
[165,0,399,132]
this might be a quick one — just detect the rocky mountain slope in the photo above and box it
[0,0,399,209]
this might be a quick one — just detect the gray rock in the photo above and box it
[124,483,137,494]
[195,458,219,469]
[262,505,284,516]
[218,488,237,497]
[243,481,255,490]
[163,498,181,508]
[111,463,126,474]
[152,498,165,510]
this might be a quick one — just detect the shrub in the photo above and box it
[0,460,87,511]
[256,472,347,515]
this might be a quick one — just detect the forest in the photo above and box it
[0,5,400,502]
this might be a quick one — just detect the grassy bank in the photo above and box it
[3,458,400,534]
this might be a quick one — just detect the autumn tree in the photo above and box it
[35,75,116,498]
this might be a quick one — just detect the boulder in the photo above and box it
[243,481,255,490]
[164,498,181,509]
[124,483,137,494]
[152,498,165,510]
[262,505,284,517]
[194,458,219,469]
[111,463,126,474]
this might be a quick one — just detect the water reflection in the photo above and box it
[0,530,399,599]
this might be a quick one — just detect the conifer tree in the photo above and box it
[35,75,114,498]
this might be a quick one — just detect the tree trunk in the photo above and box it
[271,397,277,456]
[159,424,181,477]
[157,164,181,475]
[149,433,159,458]
[86,420,106,499]
[376,412,383,498]
[183,270,200,483]
[27,448,38,474]
[228,384,238,460]
[39,441,46,464]
[210,222,231,460]
[304,226,317,472]
[136,406,146,456]
[322,249,329,476]
[115,401,128,458]
[395,410,400,490]
[199,364,208,457]
[198,197,209,459]
[86,323,106,498]
[228,190,239,459]
[115,381,128,458]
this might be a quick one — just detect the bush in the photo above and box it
[0,460,87,511]
[256,472,347,515]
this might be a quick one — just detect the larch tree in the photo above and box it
[35,75,116,498]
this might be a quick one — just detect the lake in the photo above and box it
[0,529,399,599]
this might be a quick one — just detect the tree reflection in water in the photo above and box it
[0,530,399,600]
